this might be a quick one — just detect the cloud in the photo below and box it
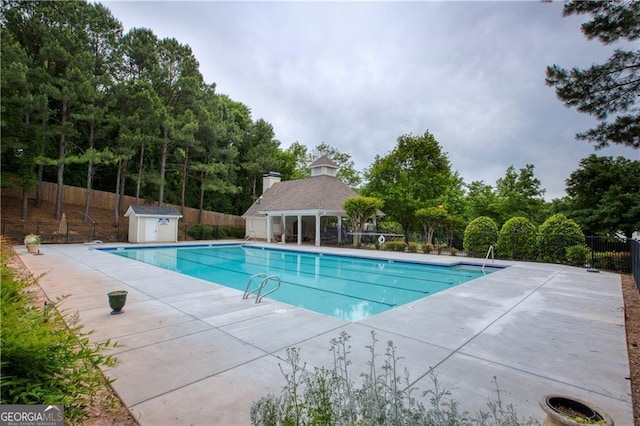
[104,1,639,200]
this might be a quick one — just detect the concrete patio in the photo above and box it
[17,242,632,425]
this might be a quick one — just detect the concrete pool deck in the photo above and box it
[17,242,632,425]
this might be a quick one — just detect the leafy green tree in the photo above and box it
[241,118,281,201]
[546,0,640,149]
[0,27,40,220]
[73,3,123,222]
[279,141,310,181]
[463,181,500,224]
[313,142,362,188]
[343,196,383,246]
[363,131,454,243]
[439,172,467,218]
[565,154,640,237]
[463,216,499,258]
[497,216,537,260]
[495,164,546,225]
[190,89,240,221]
[537,213,584,263]
[415,206,448,244]
[153,37,203,206]
[116,28,164,213]
[2,1,125,220]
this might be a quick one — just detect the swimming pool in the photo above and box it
[104,244,500,321]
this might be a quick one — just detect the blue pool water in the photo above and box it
[104,244,500,321]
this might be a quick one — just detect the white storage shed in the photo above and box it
[124,206,183,243]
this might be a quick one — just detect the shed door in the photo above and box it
[144,218,158,241]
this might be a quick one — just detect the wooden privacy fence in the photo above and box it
[2,182,245,243]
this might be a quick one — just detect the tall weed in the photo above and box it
[250,331,540,425]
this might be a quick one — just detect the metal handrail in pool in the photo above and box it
[243,273,281,303]
[242,273,267,299]
[482,245,494,273]
[255,275,281,303]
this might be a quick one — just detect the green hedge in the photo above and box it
[566,244,591,266]
[537,214,583,263]
[463,216,498,258]
[497,217,537,260]
[187,223,213,240]
[384,241,407,252]
[593,251,632,273]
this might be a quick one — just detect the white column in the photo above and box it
[337,216,342,244]
[266,214,272,243]
[315,212,321,247]
[281,214,286,244]
[297,214,302,245]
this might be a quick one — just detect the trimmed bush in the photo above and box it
[422,243,434,254]
[566,244,591,267]
[212,225,226,239]
[227,227,246,239]
[537,213,583,263]
[594,251,632,273]
[384,241,406,252]
[497,217,537,260]
[187,223,213,240]
[463,216,499,258]
[407,242,418,253]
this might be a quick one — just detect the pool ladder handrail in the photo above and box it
[482,245,494,273]
[242,273,282,303]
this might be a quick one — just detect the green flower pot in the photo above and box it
[107,290,128,315]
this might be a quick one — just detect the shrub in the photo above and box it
[0,241,120,422]
[593,251,632,273]
[463,216,499,258]
[228,227,246,239]
[450,247,458,256]
[377,221,403,235]
[212,225,226,239]
[187,223,213,240]
[497,217,537,260]
[537,214,583,263]
[407,242,418,253]
[384,241,406,252]
[566,244,591,267]
[422,243,434,254]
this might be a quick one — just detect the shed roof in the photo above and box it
[243,174,358,217]
[124,205,183,217]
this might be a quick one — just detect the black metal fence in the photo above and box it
[1,219,127,244]
[336,233,635,275]
[631,239,640,292]
[4,217,638,281]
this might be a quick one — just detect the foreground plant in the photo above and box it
[0,240,121,422]
[250,331,539,425]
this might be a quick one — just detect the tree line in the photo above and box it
[1,1,638,239]
[1,1,297,225]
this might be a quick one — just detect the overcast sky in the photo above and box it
[103,0,639,200]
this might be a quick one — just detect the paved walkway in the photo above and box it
[17,242,632,425]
